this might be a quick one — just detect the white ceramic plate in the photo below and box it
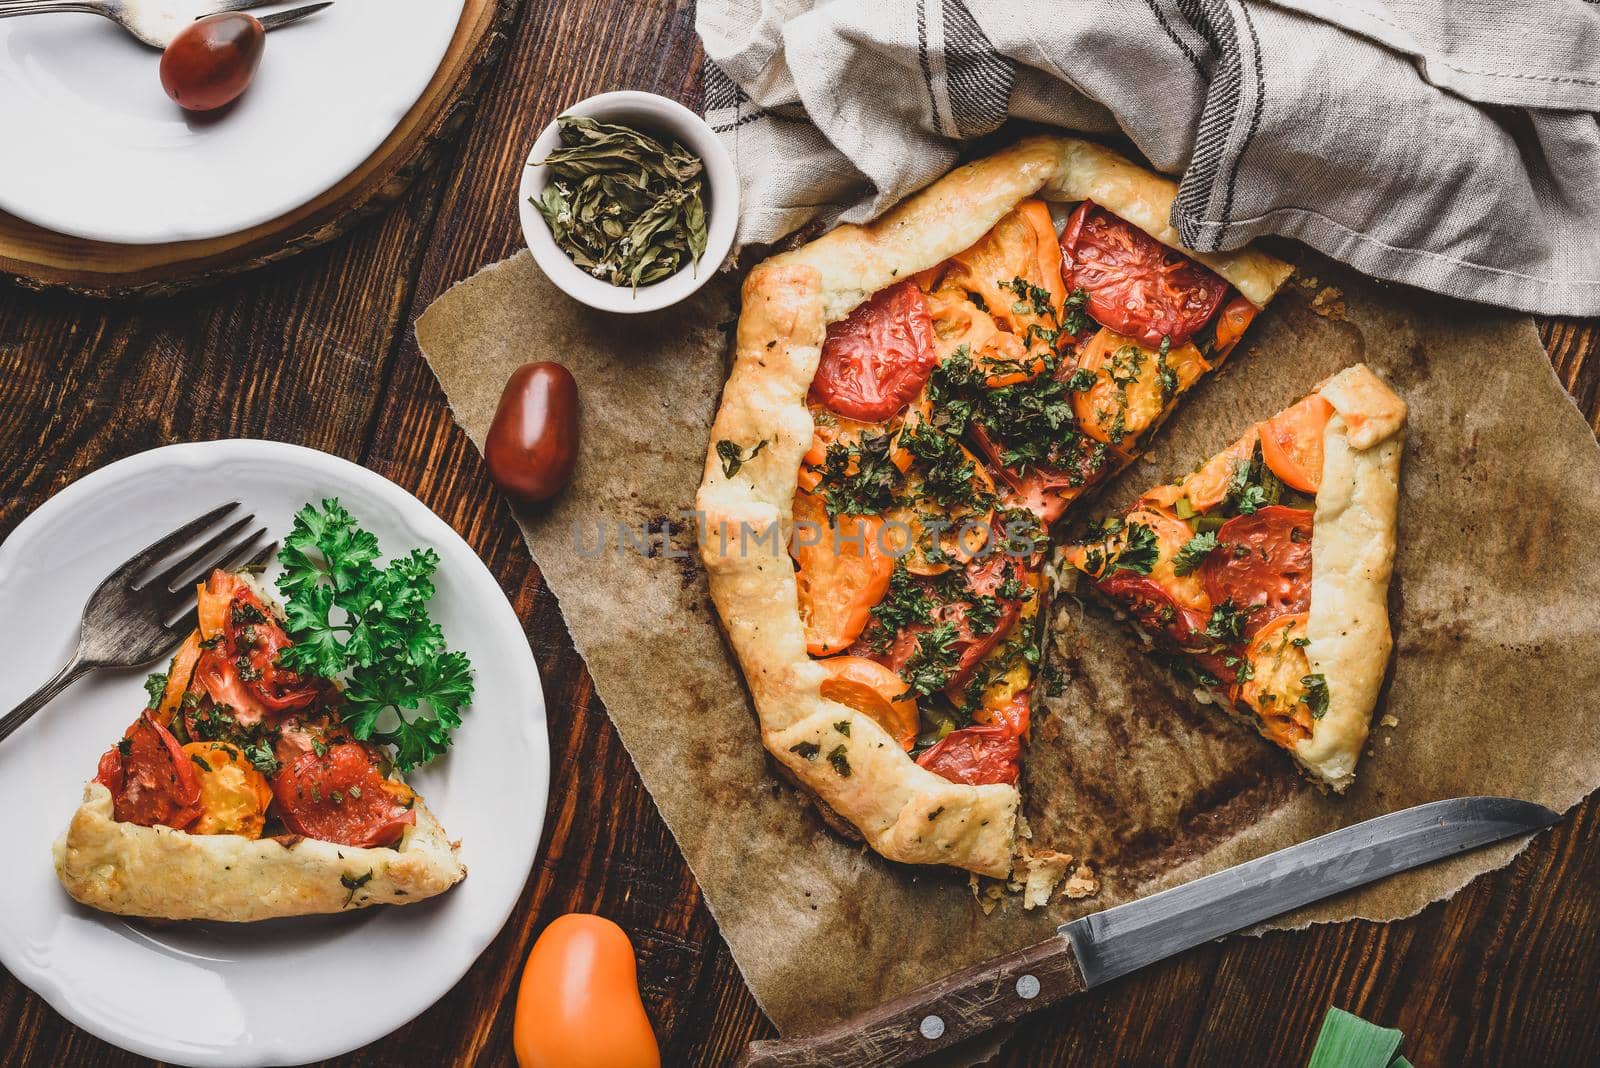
[0,441,548,1066]
[0,0,464,244]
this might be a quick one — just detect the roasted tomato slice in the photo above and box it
[96,711,203,830]
[810,280,939,422]
[272,742,417,848]
[816,655,919,750]
[1236,612,1316,747]
[215,574,320,714]
[184,740,273,838]
[871,552,1027,696]
[916,724,1021,786]
[1259,393,1334,494]
[1096,572,1210,649]
[1200,506,1313,636]
[969,415,1110,527]
[1060,200,1229,347]
[1071,327,1209,453]
[1210,293,1257,358]
[792,489,895,656]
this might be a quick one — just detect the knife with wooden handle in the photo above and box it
[738,796,1558,1068]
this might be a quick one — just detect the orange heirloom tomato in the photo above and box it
[816,656,918,750]
[1259,392,1334,493]
[155,629,203,725]
[791,489,894,656]
[514,914,660,1068]
[1211,293,1258,357]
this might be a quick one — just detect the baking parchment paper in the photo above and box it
[415,247,1600,1035]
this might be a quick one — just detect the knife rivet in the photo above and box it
[919,1014,945,1040]
[1016,974,1040,1000]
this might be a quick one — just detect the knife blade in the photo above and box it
[738,796,1557,1068]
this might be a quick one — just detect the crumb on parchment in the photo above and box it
[1311,286,1347,320]
[1062,864,1099,900]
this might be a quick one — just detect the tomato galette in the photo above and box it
[696,136,1297,877]
[1064,365,1405,790]
[53,569,465,921]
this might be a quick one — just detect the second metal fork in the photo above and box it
[0,501,274,745]
[0,0,329,49]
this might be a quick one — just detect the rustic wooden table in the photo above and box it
[2,3,1598,1065]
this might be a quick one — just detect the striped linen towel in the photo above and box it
[697,0,1600,316]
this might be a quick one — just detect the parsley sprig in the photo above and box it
[275,500,475,771]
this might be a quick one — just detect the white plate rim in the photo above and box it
[0,1,466,245]
[0,439,548,1065]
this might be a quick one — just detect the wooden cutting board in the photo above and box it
[0,0,521,298]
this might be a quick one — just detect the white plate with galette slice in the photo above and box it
[0,440,548,1066]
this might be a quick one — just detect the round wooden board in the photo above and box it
[0,0,522,299]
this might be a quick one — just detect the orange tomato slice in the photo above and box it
[155,629,203,725]
[1125,507,1211,616]
[791,489,895,656]
[1236,612,1315,747]
[816,656,918,750]
[1259,393,1334,493]
[1211,293,1258,358]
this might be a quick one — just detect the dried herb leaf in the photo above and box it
[531,116,710,290]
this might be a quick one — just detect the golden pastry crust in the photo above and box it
[696,136,1292,876]
[1299,364,1407,790]
[53,781,465,921]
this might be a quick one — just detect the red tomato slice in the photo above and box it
[1258,393,1334,494]
[98,711,203,830]
[869,552,1027,695]
[1060,201,1228,347]
[916,724,1021,786]
[1199,506,1313,636]
[810,280,939,422]
[969,417,1108,527]
[1095,572,1211,649]
[272,742,417,848]
[222,585,320,713]
[192,645,274,726]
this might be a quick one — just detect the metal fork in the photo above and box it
[0,501,274,745]
[0,0,332,49]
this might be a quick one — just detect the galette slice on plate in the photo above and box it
[1063,364,1406,790]
[54,568,465,921]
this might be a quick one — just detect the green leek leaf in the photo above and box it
[1307,1006,1409,1068]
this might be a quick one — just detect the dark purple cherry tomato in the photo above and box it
[160,14,266,113]
[485,362,580,504]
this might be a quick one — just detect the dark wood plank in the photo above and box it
[1,2,1599,1065]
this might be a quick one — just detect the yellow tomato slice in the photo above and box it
[1125,507,1211,616]
[1072,328,1208,453]
[1259,393,1334,494]
[791,489,895,656]
[816,656,919,750]
[882,429,997,576]
[1168,425,1260,513]
[183,741,273,838]
[1236,612,1316,748]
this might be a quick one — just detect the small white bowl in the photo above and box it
[519,91,739,314]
